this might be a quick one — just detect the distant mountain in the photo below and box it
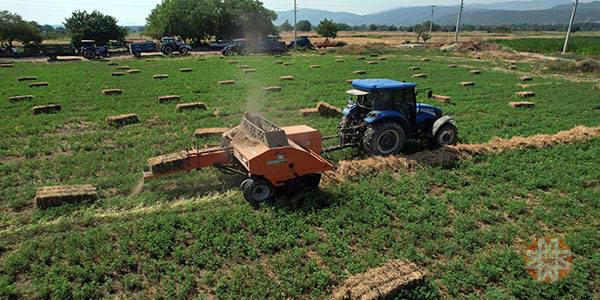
[274,1,600,26]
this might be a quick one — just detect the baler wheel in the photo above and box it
[300,173,322,191]
[243,178,275,205]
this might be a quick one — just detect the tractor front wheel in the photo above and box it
[362,120,405,156]
[433,123,458,147]
[83,49,96,59]
[242,178,275,205]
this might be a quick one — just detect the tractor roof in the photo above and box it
[352,79,417,91]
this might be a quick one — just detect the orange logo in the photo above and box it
[524,236,572,282]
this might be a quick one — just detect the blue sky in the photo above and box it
[0,0,587,26]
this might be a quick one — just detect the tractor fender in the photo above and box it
[430,116,456,137]
[364,110,409,128]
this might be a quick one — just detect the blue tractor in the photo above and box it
[335,79,457,156]
[80,40,111,59]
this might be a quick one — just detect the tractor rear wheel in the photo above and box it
[433,123,458,147]
[179,47,189,55]
[225,49,235,56]
[83,49,95,59]
[162,46,173,55]
[240,48,250,56]
[362,120,405,156]
[242,178,275,205]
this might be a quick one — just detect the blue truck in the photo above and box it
[222,35,286,56]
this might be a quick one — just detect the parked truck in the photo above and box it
[222,36,286,56]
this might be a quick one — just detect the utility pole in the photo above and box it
[563,0,578,54]
[429,5,436,36]
[293,0,298,49]
[454,0,464,43]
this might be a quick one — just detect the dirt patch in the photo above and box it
[35,184,97,209]
[509,101,535,108]
[29,82,48,87]
[317,102,342,117]
[331,259,424,300]
[8,95,33,102]
[18,77,36,81]
[106,114,139,126]
[177,102,207,112]
[516,91,536,98]
[33,104,61,115]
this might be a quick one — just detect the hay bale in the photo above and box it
[345,79,359,84]
[35,185,98,209]
[106,114,139,126]
[432,95,451,104]
[157,95,180,103]
[237,65,249,69]
[408,67,420,71]
[421,58,431,61]
[357,57,365,60]
[8,95,33,102]
[369,54,378,57]
[243,69,256,73]
[335,59,345,63]
[274,61,284,64]
[194,128,228,138]
[33,104,61,115]
[147,152,186,175]
[280,76,295,81]
[516,91,536,98]
[353,70,366,75]
[116,66,130,70]
[299,108,319,117]
[519,76,533,82]
[470,70,481,75]
[448,65,458,68]
[594,83,600,90]
[227,60,238,64]
[1,63,14,68]
[509,101,535,108]
[510,61,517,65]
[317,102,342,117]
[459,82,475,86]
[510,65,517,70]
[413,74,427,78]
[29,82,48,87]
[127,69,141,74]
[219,80,235,85]
[18,76,37,81]
[111,72,125,76]
[153,74,168,79]
[180,68,193,72]
[310,65,321,68]
[107,62,118,66]
[263,86,282,92]
[283,62,293,66]
[102,89,122,95]
[176,102,208,112]
[331,259,424,300]
[367,61,378,65]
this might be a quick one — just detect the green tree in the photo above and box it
[316,18,337,39]
[295,20,311,32]
[0,10,43,46]
[368,24,377,31]
[64,10,127,49]
[336,23,352,31]
[279,19,293,31]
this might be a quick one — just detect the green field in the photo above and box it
[1,51,599,299]
[494,36,600,56]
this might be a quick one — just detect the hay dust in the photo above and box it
[129,177,145,197]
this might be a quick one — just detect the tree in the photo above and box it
[279,19,293,31]
[316,18,337,40]
[295,20,311,32]
[413,22,431,43]
[368,24,377,31]
[64,10,127,49]
[0,10,43,46]
[336,23,352,31]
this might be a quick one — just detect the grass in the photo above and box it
[494,36,600,56]
[0,50,599,299]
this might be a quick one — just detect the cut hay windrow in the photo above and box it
[18,77,37,81]
[106,114,139,126]
[317,102,342,117]
[127,69,141,74]
[367,61,378,65]
[357,57,365,60]
[35,184,97,209]
[29,82,48,87]
[432,95,451,104]
[335,59,344,63]
[237,65,249,69]
[448,65,458,68]
[509,101,535,108]
[516,91,536,98]
[470,70,481,75]
[298,108,319,117]
[345,79,359,84]
[283,62,293,66]
[33,104,61,115]
[280,76,295,81]
[331,259,424,300]
[421,58,431,61]
[243,69,256,73]
[195,127,228,138]
[102,89,122,95]
[180,68,193,72]
[111,72,124,76]
[519,76,533,82]
[219,80,235,85]
[116,66,130,70]
[177,102,207,112]
[8,95,33,102]
[1,63,15,67]
[322,126,600,185]
[157,95,180,103]
[263,86,282,92]
[153,74,168,79]
[459,82,475,86]
[353,70,366,75]
[227,61,238,64]
[408,67,420,71]
[310,65,321,68]
[412,74,427,78]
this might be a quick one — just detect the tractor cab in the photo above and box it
[337,79,456,156]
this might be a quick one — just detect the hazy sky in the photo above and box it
[0,0,586,26]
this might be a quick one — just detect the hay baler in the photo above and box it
[144,115,333,205]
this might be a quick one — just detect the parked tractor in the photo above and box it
[160,37,192,55]
[288,36,312,49]
[222,36,286,56]
[332,79,457,156]
[80,40,110,59]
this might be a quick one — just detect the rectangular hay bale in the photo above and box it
[102,89,122,95]
[335,59,344,63]
[421,58,431,61]
[367,61,378,65]
[448,65,458,68]
[116,66,130,70]
[157,95,181,103]
[127,69,141,74]
[8,95,33,102]
[106,113,139,126]
[180,68,193,72]
[310,65,321,68]
[283,62,293,66]
[243,69,256,73]
[1,63,14,67]
[432,95,451,104]
[35,185,97,209]
[516,91,536,98]
[509,101,535,108]
[29,82,48,87]
[219,80,235,85]
[279,76,295,81]
[237,65,249,69]
[177,102,207,112]
[345,79,359,84]
[18,76,37,81]
[459,82,475,86]
[33,104,61,114]
[317,102,342,117]
[353,70,366,75]
[111,72,125,76]
[519,76,533,82]
[227,60,238,64]
[413,74,427,78]
[409,67,420,71]
[357,57,365,60]
[470,70,481,74]
[147,152,186,175]
[263,86,282,92]
[153,74,168,79]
